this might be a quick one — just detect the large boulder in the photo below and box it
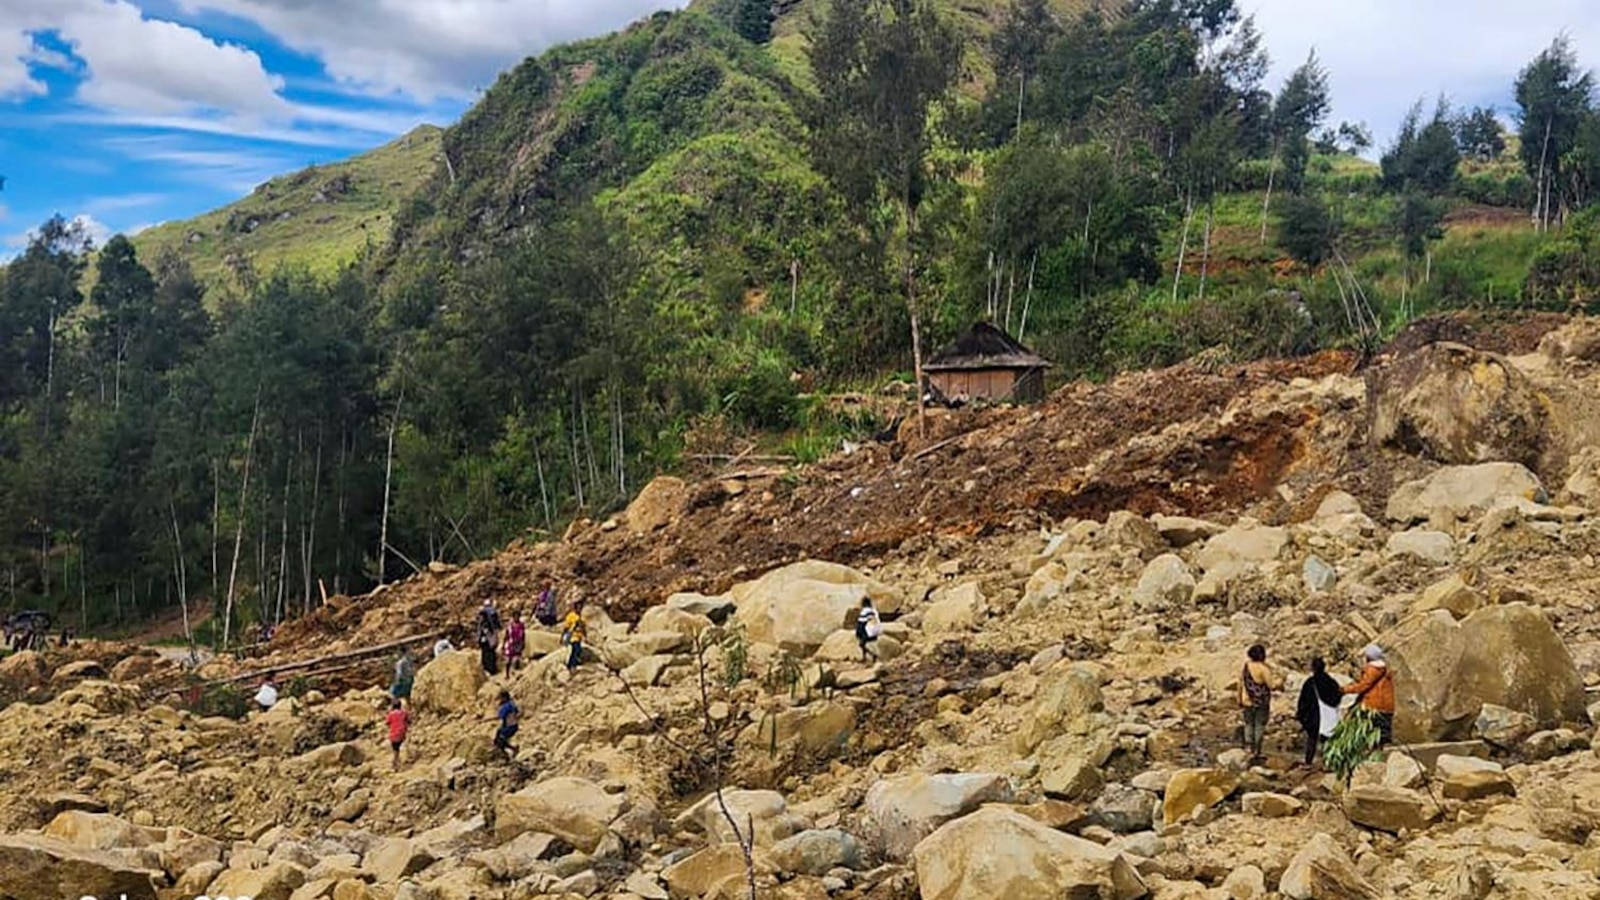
[922,582,983,634]
[1383,603,1586,743]
[1160,769,1239,827]
[1130,554,1195,612]
[1194,521,1289,574]
[1341,785,1439,833]
[864,773,1014,862]
[42,810,161,850]
[207,861,308,900]
[768,830,864,876]
[740,702,856,760]
[412,650,487,715]
[1014,661,1104,755]
[494,777,628,852]
[638,605,713,640]
[732,561,895,654]
[626,476,690,534]
[1369,343,1547,470]
[1386,462,1546,527]
[0,649,49,689]
[911,807,1147,900]
[1279,833,1378,900]
[0,835,159,900]
[675,789,807,848]
[365,837,438,883]
[663,844,772,900]
[1455,604,1588,727]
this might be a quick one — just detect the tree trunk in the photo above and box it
[1535,117,1554,232]
[222,389,262,650]
[170,502,196,664]
[1173,190,1194,303]
[1015,72,1025,134]
[1198,196,1214,301]
[533,436,553,530]
[905,199,927,438]
[211,458,220,601]
[1260,139,1279,245]
[377,387,403,588]
[1018,251,1037,342]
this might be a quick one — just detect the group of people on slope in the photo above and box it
[375,583,590,769]
[468,585,588,677]
[1239,643,1395,766]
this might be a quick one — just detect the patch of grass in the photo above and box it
[129,125,443,298]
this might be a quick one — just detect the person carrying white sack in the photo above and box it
[855,597,882,661]
[1295,657,1342,767]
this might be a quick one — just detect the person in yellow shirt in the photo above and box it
[561,601,588,672]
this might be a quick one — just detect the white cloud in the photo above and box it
[70,213,112,248]
[0,0,289,119]
[104,135,301,191]
[0,29,47,99]
[83,192,171,215]
[178,0,689,100]
[1250,0,1600,147]
[60,0,289,118]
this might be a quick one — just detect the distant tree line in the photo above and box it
[2,0,1599,635]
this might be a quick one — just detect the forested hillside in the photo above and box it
[3,0,1600,639]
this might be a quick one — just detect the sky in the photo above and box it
[0,0,1597,253]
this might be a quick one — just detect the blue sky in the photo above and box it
[1,0,1596,253]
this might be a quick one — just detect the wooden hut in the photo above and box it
[923,322,1051,404]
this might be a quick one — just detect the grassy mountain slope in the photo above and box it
[133,125,442,288]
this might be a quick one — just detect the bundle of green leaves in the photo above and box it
[1324,706,1382,784]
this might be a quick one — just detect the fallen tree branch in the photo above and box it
[199,631,446,687]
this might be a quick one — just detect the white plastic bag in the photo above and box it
[1318,699,1340,738]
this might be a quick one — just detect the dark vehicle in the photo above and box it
[3,610,52,652]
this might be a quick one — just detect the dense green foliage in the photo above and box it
[6,0,1600,636]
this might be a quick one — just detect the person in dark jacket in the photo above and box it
[1295,657,1343,766]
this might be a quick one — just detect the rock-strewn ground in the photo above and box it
[3,313,1600,900]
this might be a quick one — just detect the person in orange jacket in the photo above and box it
[1344,644,1396,745]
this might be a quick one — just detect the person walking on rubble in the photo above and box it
[1239,644,1274,764]
[391,649,415,705]
[477,598,503,676]
[493,689,520,759]
[1296,657,1342,767]
[856,598,882,661]
[386,697,411,770]
[1344,644,1396,746]
[561,601,588,673]
[504,609,527,674]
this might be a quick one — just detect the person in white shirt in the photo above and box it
[254,677,279,710]
[855,598,881,661]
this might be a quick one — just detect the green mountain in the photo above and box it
[132,125,442,289]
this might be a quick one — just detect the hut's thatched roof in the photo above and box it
[924,322,1051,372]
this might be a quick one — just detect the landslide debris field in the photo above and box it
[2,312,1600,900]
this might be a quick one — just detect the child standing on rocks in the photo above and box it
[1239,644,1273,764]
[494,690,520,759]
[386,697,410,770]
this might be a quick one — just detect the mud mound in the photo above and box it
[1383,311,1568,359]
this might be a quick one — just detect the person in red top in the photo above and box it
[386,698,411,770]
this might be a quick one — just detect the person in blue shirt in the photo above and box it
[493,690,520,760]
